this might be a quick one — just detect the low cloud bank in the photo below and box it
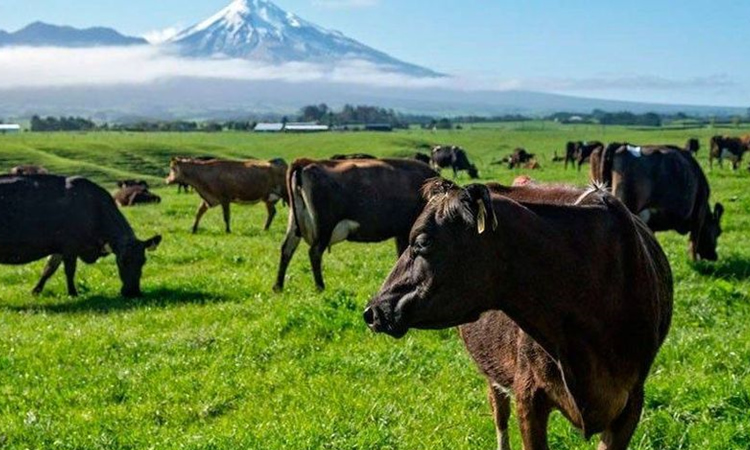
[0,46,738,98]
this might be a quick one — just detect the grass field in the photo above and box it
[1,124,749,449]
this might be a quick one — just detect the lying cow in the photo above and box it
[114,184,161,207]
[0,174,162,297]
[117,179,149,189]
[507,148,535,169]
[599,143,723,260]
[331,153,376,160]
[10,165,49,175]
[564,141,604,171]
[365,179,673,450]
[166,158,288,233]
[710,135,749,170]
[274,158,437,292]
[431,145,479,178]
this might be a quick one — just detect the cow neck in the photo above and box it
[101,200,137,253]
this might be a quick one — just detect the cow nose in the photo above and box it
[363,306,381,331]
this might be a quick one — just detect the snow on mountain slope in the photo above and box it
[168,0,442,77]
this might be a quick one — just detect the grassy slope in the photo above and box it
[0,124,749,449]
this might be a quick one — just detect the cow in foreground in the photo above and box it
[709,135,749,170]
[365,179,673,450]
[431,145,479,178]
[274,158,437,292]
[165,158,287,233]
[597,143,723,261]
[0,175,162,297]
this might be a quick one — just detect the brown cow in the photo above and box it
[597,143,723,261]
[709,135,749,170]
[114,185,161,207]
[273,158,437,292]
[9,165,49,175]
[165,158,287,233]
[365,179,673,450]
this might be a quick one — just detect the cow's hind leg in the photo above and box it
[192,201,210,234]
[273,216,302,293]
[63,256,78,297]
[263,201,277,231]
[516,384,552,450]
[309,241,328,292]
[221,202,231,233]
[488,382,512,450]
[597,386,644,450]
[32,254,63,295]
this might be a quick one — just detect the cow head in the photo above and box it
[165,158,186,185]
[115,235,162,297]
[685,138,700,154]
[695,203,724,261]
[468,164,479,179]
[364,179,498,338]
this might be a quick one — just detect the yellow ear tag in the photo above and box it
[477,200,487,234]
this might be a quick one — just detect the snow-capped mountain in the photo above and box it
[167,0,442,78]
[0,22,147,47]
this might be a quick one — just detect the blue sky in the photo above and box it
[1,0,749,106]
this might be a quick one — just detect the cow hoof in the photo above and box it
[272,284,284,293]
[315,285,325,293]
[31,288,42,296]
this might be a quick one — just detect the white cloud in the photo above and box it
[0,46,737,99]
[142,27,181,44]
[312,0,379,9]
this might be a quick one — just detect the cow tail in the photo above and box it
[288,166,304,238]
[599,144,616,189]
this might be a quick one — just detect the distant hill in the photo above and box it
[0,78,744,121]
[0,22,147,47]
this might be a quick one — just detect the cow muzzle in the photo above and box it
[363,300,408,338]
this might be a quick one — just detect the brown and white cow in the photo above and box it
[273,158,437,292]
[165,158,288,233]
[365,180,673,450]
[597,143,723,261]
[114,184,161,207]
[710,135,749,170]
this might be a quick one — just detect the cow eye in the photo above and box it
[412,234,432,255]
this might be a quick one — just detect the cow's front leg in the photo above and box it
[192,201,210,234]
[263,201,277,231]
[32,254,63,295]
[63,256,78,297]
[221,202,231,233]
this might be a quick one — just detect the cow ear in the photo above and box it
[714,203,724,221]
[144,235,162,252]
[465,184,498,234]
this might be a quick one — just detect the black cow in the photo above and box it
[710,135,749,170]
[565,141,604,171]
[431,145,479,178]
[0,175,162,297]
[412,152,431,165]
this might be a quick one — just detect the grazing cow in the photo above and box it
[331,153,377,160]
[598,144,723,261]
[365,179,673,450]
[565,141,604,171]
[165,158,288,233]
[9,165,49,175]
[114,184,161,207]
[431,145,479,178]
[507,148,535,169]
[709,135,749,170]
[274,158,437,292]
[412,152,431,165]
[0,174,162,297]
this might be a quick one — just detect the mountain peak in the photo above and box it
[168,0,442,77]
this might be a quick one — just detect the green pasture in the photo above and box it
[0,124,749,449]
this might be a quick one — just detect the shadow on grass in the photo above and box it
[5,287,223,315]
[693,256,750,280]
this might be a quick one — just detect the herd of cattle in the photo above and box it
[0,134,748,449]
